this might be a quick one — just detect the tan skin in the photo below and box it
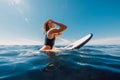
[40,19,67,52]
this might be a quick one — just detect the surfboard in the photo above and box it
[40,33,93,54]
[63,33,93,50]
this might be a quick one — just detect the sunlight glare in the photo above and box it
[9,0,22,5]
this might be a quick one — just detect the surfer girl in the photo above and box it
[40,19,67,51]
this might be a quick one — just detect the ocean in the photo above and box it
[0,45,120,80]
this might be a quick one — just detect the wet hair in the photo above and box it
[45,23,49,32]
[42,21,50,32]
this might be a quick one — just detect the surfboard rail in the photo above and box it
[64,33,93,50]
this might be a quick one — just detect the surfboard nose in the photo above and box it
[64,33,93,50]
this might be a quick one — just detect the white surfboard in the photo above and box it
[63,33,93,50]
[40,33,93,54]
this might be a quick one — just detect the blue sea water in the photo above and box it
[0,45,120,80]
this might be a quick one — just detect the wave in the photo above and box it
[0,45,120,80]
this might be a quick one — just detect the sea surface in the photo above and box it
[0,45,120,80]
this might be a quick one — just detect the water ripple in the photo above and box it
[0,45,120,80]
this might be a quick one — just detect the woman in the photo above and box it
[40,19,67,51]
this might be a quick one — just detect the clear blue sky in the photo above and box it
[0,0,120,45]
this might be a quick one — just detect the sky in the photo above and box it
[0,0,120,45]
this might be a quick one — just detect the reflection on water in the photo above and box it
[0,45,120,80]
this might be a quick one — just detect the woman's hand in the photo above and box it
[49,19,55,23]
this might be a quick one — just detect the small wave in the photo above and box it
[76,62,120,73]
[0,45,120,80]
[18,50,41,56]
